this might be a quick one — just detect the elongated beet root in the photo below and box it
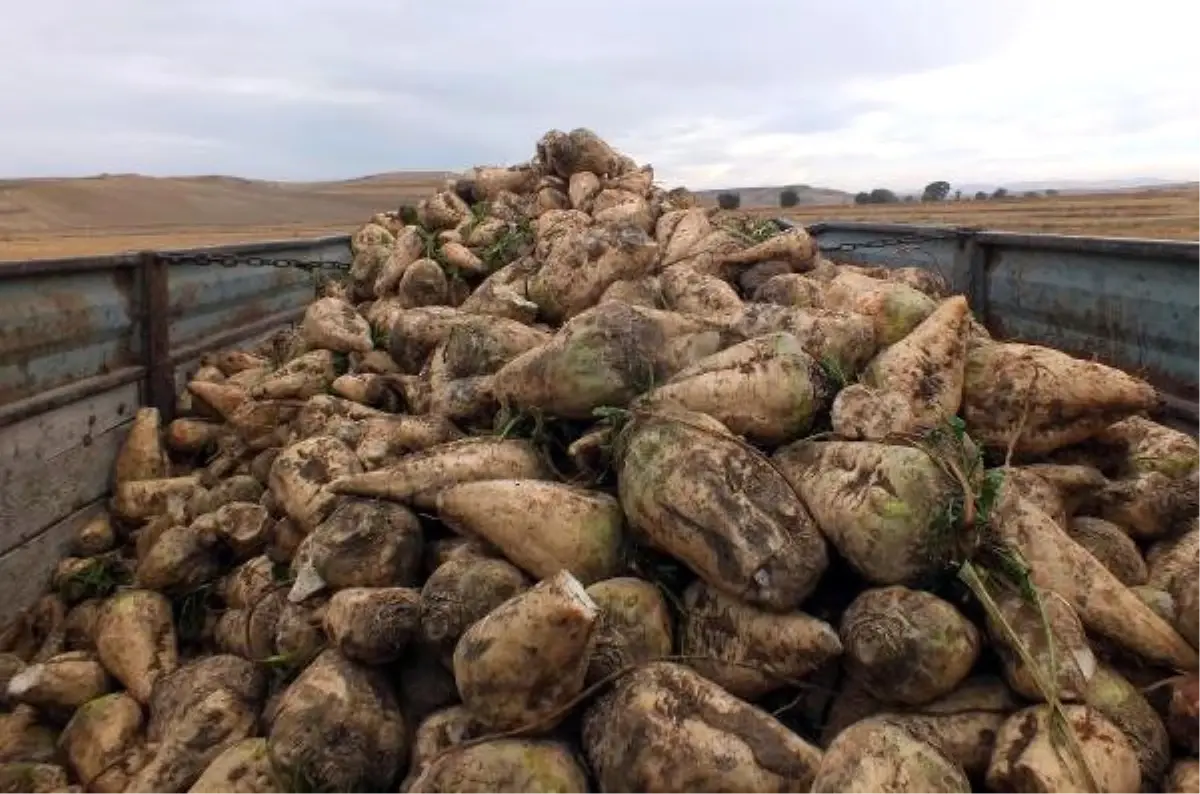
[992,483,1198,670]
[583,662,822,792]
[987,704,1140,793]
[638,332,828,445]
[330,437,552,509]
[680,580,841,700]
[619,406,828,611]
[93,591,177,704]
[436,479,624,585]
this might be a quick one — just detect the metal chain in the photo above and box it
[155,232,954,269]
[156,251,351,272]
[814,232,959,254]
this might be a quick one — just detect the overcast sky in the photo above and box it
[2,0,1196,191]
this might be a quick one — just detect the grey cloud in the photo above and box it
[2,0,1037,181]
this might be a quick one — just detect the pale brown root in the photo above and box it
[619,407,829,611]
[679,579,841,700]
[584,577,673,685]
[831,295,970,441]
[453,571,598,732]
[984,586,1097,701]
[329,437,552,510]
[301,297,373,353]
[963,341,1159,455]
[582,661,822,792]
[812,716,970,792]
[113,408,168,485]
[267,650,405,792]
[638,331,826,445]
[773,439,957,585]
[406,739,589,793]
[993,485,1198,670]
[94,590,178,704]
[436,479,624,585]
[986,704,1141,793]
[840,586,980,706]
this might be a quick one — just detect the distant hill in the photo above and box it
[692,184,854,209]
[0,169,1188,240]
[0,172,453,235]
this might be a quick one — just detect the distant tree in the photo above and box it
[922,180,952,202]
[903,195,916,203]
[853,188,902,205]
[1023,190,1041,199]
[974,191,989,201]
[869,188,900,204]
[992,187,1009,200]
[779,188,800,208]
[954,189,962,201]
[716,191,741,210]
[1045,188,1060,196]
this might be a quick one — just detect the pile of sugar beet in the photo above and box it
[1,129,1198,794]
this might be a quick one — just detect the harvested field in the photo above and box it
[0,175,1194,261]
[0,172,449,260]
[762,187,1199,241]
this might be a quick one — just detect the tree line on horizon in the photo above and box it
[713,182,1059,210]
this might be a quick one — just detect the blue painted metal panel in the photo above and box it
[162,236,353,348]
[0,268,138,405]
[0,236,353,413]
[788,220,971,292]
[798,221,1199,414]
[982,240,1198,401]
[168,265,313,348]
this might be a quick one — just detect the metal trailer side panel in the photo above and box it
[800,221,1199,420]
[0,236,352,626]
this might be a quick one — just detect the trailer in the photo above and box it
[0,223,1196,625]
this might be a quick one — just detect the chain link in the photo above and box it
[155,232,955,270]
[814,232,959,254]
[156,251,352,272]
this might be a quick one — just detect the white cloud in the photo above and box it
[0,0,1195,190]
[626,2,1200,189]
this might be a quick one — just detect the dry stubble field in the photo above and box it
[0,173,1195,261]
[766,186,1199,241]
[0,172,450,260]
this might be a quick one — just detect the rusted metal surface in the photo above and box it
[141,252,174,419]
[161,236,348,352]
[0,251,142,278]
[0,235,352,420]
[169,305,305,367]
[0,266,140,408]
[802,221,1199,425]
[981,240,1198,409]
[0,365,144,430]
[802,221,972,292]
[0,234,352,626]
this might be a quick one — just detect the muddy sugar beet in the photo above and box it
[1,125,1196,794]
[617,406,830,611]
